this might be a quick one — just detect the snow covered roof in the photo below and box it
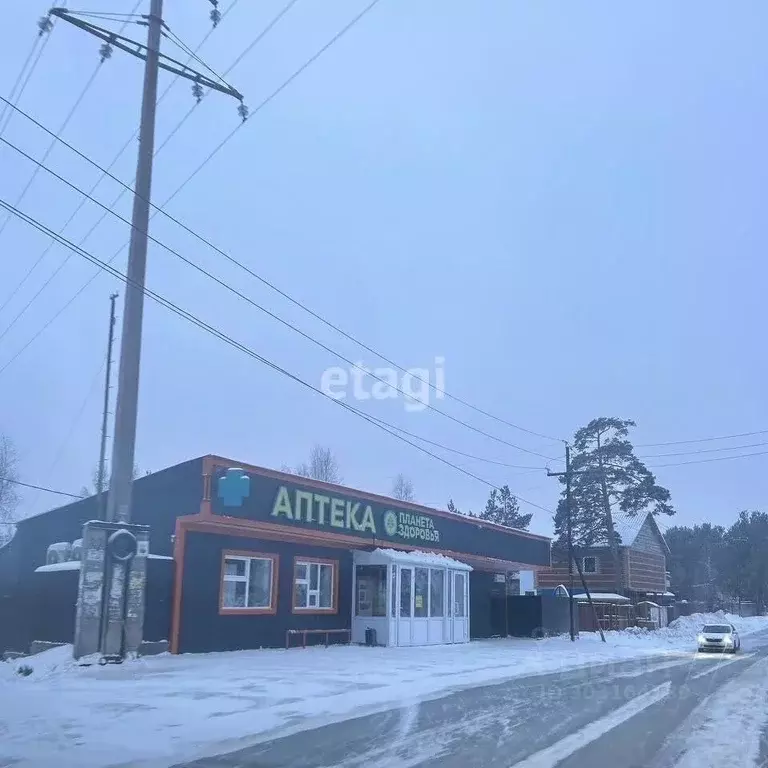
[35,561,81,572]
[573,592,630,603]
[368,548,472,571]
[34,554,173,573]
[591,512,670,554]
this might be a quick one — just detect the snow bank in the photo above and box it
[621,611,766,645]
[0,613,765,768]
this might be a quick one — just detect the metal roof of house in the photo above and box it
[608,512,671,554]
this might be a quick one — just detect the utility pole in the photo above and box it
[565,445,574,640]
[50,5,245,524]
[547,445,606,642]
[106,0,162,524]
[548,445,575,641]
[50,5,245,663]
[96,292,118,519]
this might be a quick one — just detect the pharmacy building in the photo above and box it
[0,455,553,655]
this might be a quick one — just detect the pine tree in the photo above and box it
[555,417,674,592]
[478,486,532,529]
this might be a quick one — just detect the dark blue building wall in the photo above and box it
[0,457,203,586]
[178,531,354,653]
[0,458,203,654]
[16,558,175,648]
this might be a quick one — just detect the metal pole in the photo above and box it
[106,0,163,523]
[96,292,118,518]
[566,444,575,641]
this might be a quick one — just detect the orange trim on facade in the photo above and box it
[169,518,187,654]
[291,556,339,615]
[219,549,279,615]
[200,454,550,543]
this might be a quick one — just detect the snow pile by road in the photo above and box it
[0,613,765,768]
[621,611,766,645]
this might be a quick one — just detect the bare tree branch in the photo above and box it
[392,473,415,502]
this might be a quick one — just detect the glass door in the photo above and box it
[398,566,413,645]
[452,571,468,643]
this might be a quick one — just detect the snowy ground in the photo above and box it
[0,612,765,768]
[664,655,768,768]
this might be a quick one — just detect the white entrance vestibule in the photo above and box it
[351,548,472,647]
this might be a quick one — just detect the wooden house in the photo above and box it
[536,512,669,599]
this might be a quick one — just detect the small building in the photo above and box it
[352,549,472,646]
[536,512,669,601]
[0,455,552,656]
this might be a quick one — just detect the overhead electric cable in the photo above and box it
[0,196,554,515]
[0,95,563,447]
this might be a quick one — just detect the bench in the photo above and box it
[286,628,351,649]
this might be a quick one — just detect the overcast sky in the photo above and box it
[1,0,766,538]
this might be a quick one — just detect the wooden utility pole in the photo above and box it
[548,445,606,643]
[96,293,118,518]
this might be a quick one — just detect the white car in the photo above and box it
[697,623,740,653]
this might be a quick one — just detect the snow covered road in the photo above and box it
[1,613,767,767]
[180,628,768,768]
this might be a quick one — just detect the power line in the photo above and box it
[0,65,104,304]
[0,1,239,344]
[219,0,301,78]
[0,13,56,136]
[0,95,563,450]
[0,3,141,318]
[44,354,108,478]
[635,429,768,448]
[156,0,384,212]
[0,196,554,515]
[639,440,768,460]
[0,0,366,344]
[0,31,43,129]
[1,134,558,462]
[0,42,106,244]
[162,25,236,92]
[0,477,83,500]
[359,412,548,471]
[647,450,768,469]
[0,0,302,369]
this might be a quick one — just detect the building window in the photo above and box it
[220,551,278,614]
[356,564,387,617]
[293,558,337,613]
[582,556,599,574]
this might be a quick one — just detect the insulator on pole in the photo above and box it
[38,14,53,36]
[99,42,114,63]
[209,0,221,28]
[191,79,204,103]
[237,101,249,122]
